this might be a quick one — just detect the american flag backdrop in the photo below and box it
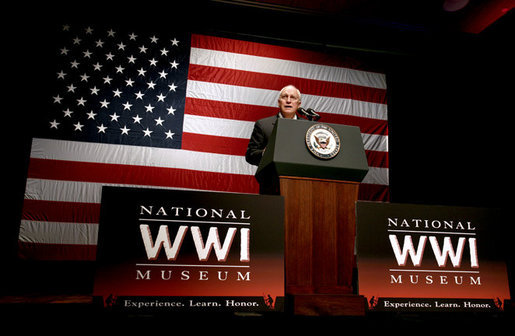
[19,24,389,260]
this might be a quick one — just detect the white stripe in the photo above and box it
[24,178,103,203]
[25,164,389,205]
[183,114,254,139]
[23,178,225,204]
[362,133,388,152]
[183,114,388,152]
[25,179,182,204]
[362,167,389,186]
[186,80,277,107]
[303,93,387,121]
[19,220,98,245]
[30,138,257,176]
[190,47,387,89]
[25,169,389,206]
[186,81,387,121]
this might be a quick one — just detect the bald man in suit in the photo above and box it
[245,85,302,166]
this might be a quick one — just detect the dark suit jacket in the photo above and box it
[245,115,279,166]
[246,113,300,194]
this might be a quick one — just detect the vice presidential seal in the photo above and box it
[305,124,341,159]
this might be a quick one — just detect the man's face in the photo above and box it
[278,87,301,118]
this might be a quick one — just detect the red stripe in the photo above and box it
[22,199,100,223]
[27,158,259,194]
[359,183,390,202]
[366,150,389,169]
[312,113,388,136]
[18,241,96,261]
[188,64,387,105]
[185,97,388,136]
[182,132,388,168]
[191,34,384,73]
[182,132,249,156]
[185,97,277,122]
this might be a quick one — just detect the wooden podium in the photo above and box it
[255,118,369,316]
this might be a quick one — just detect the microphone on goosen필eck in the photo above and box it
[306,108,320,121]
[297,107,321,121]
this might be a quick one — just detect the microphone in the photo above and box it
[297,107,309,119]
[306,108,321,121]
[297,107,321,121]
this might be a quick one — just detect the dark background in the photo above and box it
[3,0,513,304]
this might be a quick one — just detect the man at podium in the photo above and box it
[245,85,302,166]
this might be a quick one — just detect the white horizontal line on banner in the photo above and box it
[389,269,480,274]
[136,263,250,268]
[139,218,251,225]
[388,229,476,236]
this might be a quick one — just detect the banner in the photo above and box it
[356,202,510,312]
[93,187,285,312]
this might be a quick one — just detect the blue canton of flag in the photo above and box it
[42,24,190,149]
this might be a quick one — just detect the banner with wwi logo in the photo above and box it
[356,202,510,312]
[93,187,285,312]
